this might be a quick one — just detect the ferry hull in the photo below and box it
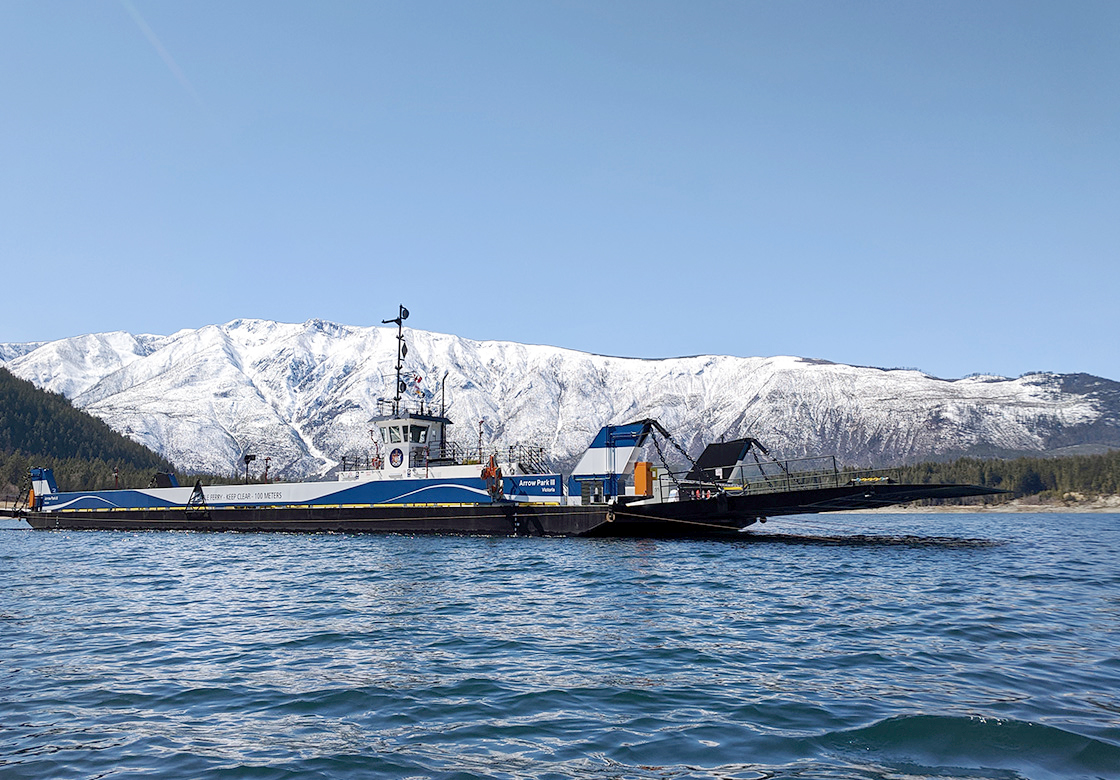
[22,502,750,537]
[22,481,1002,537]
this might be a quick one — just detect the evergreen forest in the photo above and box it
[0,366,177,499]
[895,450,1120,501]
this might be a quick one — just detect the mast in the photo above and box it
[381,304,409,415]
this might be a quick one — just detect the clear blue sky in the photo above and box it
[2,1,1117,380]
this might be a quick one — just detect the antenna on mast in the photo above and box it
[381,304,409,415]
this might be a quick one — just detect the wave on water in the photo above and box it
[4,515,1120,780]
[805,714,1120,779]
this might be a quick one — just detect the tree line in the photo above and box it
[0,366,183,497]
[0,451,184,498]
[894,449,1120,500]
[0,366,170,469]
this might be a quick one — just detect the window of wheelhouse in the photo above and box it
[387,426,402,443]
[410,425,428,444]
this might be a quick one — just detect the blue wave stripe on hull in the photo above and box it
[41,474,563,512]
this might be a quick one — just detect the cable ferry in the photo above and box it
[20,307,1001,536]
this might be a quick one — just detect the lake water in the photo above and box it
[2,512,1119,780]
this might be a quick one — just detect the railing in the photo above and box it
[434,441,550,472]
[434,441,476,464]
[654,455,900,502]
[337,440,553,473]
[507,444,549,474]
[374,397,440,417]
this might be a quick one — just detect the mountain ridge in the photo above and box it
[3,318,1118,479]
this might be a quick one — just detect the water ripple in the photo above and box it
[2,513,1119,779]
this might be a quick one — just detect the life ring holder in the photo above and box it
[480,454,504,501]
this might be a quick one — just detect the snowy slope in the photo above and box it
[3,319,1117,478]
[0,341,44,363]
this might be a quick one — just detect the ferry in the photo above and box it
[20,308,1002,536]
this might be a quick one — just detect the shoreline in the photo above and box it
[841,495,1120,514]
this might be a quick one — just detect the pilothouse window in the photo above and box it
[410,426,427,444]
[388,426,402,443]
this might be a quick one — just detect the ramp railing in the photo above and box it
[653,456,900,502]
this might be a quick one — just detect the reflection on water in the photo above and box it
[739,531,1001,547]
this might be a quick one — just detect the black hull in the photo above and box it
[22,481,1002,537]
[722,481,1006,516]
[23,502,752,538]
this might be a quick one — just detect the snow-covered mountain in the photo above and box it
[3,319,1118,478]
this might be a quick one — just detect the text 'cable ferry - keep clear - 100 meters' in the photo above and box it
[20,306,1003,536]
